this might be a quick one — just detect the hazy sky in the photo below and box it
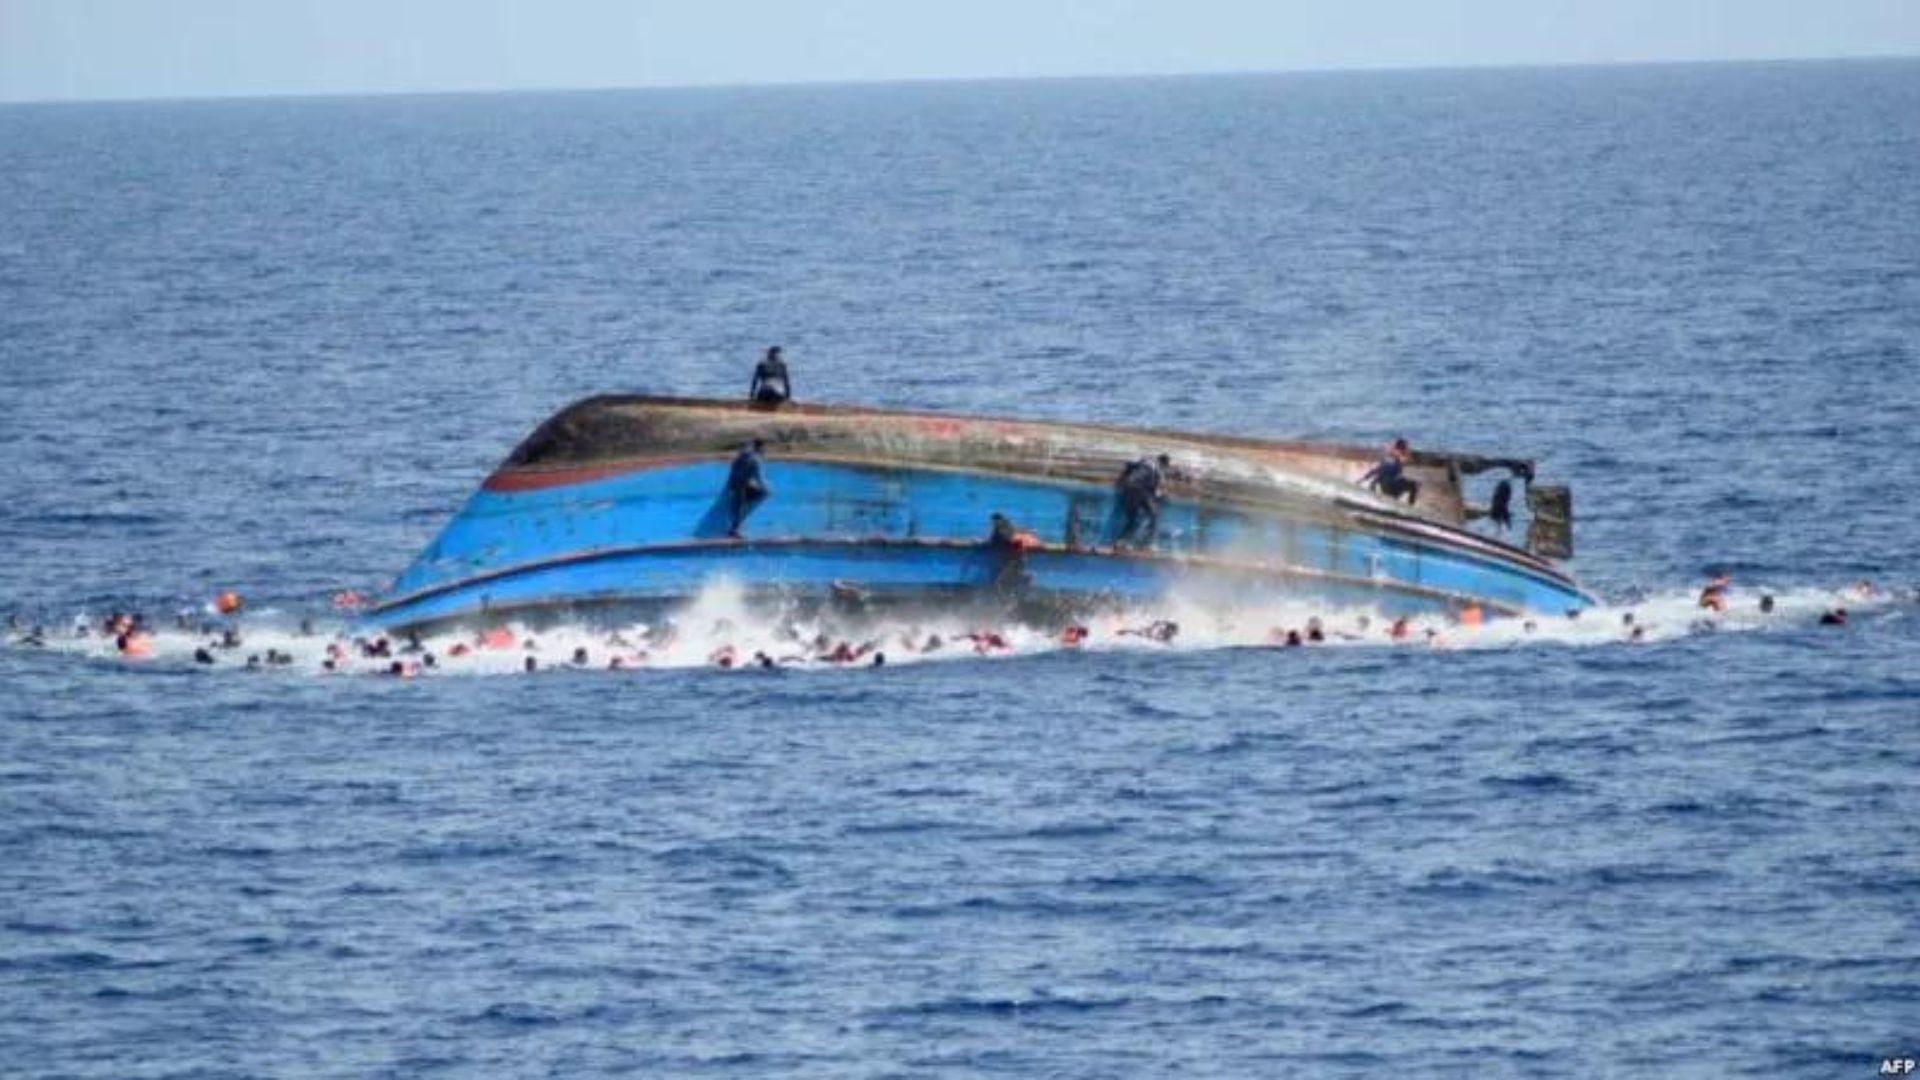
[2,0,1917,103]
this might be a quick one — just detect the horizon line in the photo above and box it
[3,50,1916,108]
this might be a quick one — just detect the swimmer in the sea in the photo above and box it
[1698,572,1730,612]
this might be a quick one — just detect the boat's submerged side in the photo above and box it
[365,396,1592,630]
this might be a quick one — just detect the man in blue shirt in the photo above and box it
[1359,438,1419,505]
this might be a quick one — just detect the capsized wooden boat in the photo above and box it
[365,395,1590,630]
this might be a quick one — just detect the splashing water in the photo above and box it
[4,579,1904,678]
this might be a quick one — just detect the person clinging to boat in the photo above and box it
[985,511,1038,591]
[987,511,1017,550]
[725,439,770,538]
[1113,453,1171,548]
[749,345,792,405]
[987,511,1041,553]
[1359,437,1419,505]
[1488,479,1514,531]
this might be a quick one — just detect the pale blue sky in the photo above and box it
[2,0,1917,103]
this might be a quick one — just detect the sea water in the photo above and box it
[2,62,1917,1077]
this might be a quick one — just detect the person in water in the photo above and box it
[1114,454,1171,548]
[726,439,770,538]
[1698,572,1730,612]
[1359,438,1419,505]
[749,346,792,405]
[1118,620,1179,643]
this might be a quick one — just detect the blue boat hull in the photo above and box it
[369,435,1593,629]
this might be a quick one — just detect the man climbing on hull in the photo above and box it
[1360,438,1419,505]
[1113,453,1171,548]
[724,439,769,538]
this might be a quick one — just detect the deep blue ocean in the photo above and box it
[3,61,1918,1077]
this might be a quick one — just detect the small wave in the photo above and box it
[1583,864,1725,888]
[1408,865,1560,898]
[1406,873,1501,900]
[891,894,1129,920]
[0,950,117,973]
[1340,1000,1413,1019]
[874,993,1132,1020]
[1067,871,1219,895]
[397,840,522,862]
[651,844,793,882]
[22,512,166,528]
[197,843,278,859]
[1010,821,1122,840]
[89,983,195,1003]
[1480,771,1578,792]
[840,818,973,837]
[877,786,972,799]
[1142,941,1266,958]
[0,920,70,936]
[466,1002,565,1028]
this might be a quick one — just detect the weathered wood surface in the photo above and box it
[499,396,1497,527]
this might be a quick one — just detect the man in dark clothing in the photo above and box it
[1359,438,1419,505]
[1488,479,1513,530]
[749,346,792,405]
[985,512,1032,592]
[987,511,1018,550]
[1114,454,1170,548]
[725,439,769,538]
